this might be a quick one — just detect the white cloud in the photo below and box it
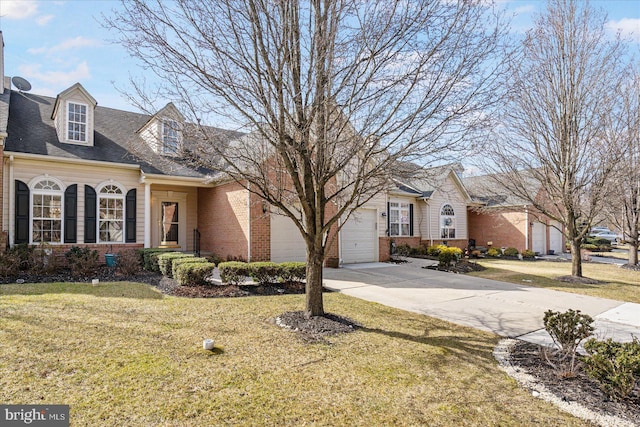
[0,0,39,19]
[36,14,54,26]
[18,62,91,89]
[27,37,102,55]
[606,18,640,42]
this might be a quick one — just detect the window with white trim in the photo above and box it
[440,204,456,239]
[98,184,124,243]
[67,102,87,142]
[389,202,411,236]
[162,119,180,154]
[32,179,63,243]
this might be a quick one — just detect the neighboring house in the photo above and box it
[463,174,565,255]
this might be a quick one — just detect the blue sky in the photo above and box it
[0,0,639,113]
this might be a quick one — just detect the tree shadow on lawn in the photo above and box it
[0,282,164,300]
[358,324,498,367]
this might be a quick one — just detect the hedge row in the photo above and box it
[218,261,306,285]
[174,262,216,287]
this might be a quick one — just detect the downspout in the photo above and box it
[524,206,529,250]
[247,189,251,262]
[427,199,433,247]
[8,155,14,247]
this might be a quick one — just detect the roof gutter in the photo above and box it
[5,151,141,170]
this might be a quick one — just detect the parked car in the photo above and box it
[589,226,611,236]
[591,231,622,244]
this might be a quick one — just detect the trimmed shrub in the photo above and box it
[65,246,100,279]
[487,247,501,258]
[116,249,142,276]
[503,247,519,257]
[157,252,194,277]
[208,253,224,267]
[172,257,209,278]
[249,262,281,284]
[543,309,594,375]
[137,248,175,271]
[175,262,216,286]
[583,338,640,400]
[278,262,306,282]
[438,246,462,268]
[426,245,440,257]
[218,261,251,285]
[521,249,536,259]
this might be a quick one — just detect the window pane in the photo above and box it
[390,224,399,236]
[401,224,410,236]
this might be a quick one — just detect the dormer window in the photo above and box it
[162,119,180,154]
[67,102,88,143]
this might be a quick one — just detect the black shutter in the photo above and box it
[386,202,390,236]
[64,184,77,243]
[84,185,97,243]
[15,180,29,244]
[409,203,414,236]
[125,189,136,243]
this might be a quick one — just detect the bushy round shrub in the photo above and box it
[175,262,216,286]
[172,257,209,278]
[487,247,501,257]
[218,261,250,285]
[521,249,536,259]
[438,246,462,267]
[157,252,194,277]
[503,247,519,257]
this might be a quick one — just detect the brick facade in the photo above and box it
[467,208,528,252]
[197,181,250,261]
[249,193,270,261]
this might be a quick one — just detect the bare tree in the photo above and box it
[604,66,640,266]
[481,0,626,278]
[107,0,507,316]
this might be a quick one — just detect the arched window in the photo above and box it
[440,204,456,239]
[98,183,125,243]
[31,178,64,243]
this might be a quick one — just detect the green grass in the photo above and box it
[0,282,586,426]
[470,259,640,303]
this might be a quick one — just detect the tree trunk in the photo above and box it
[570,239,583,277]
[305,249,325,318]
[629,240,639,266]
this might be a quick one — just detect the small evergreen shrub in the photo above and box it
[543,309,594,375]
[218,261,251,285]
[0,249,22,278]
[65,246,100,279]
[137,248,175,271]
[208,253,224,267]
[278,262,306,282]
[249,262,281,284]
[521,249,536,259]
[172,257,208,278]
[157,252,194,277]
[116,249,142,276]
[427,245,441,257]
[487,247,501,258]
[394,244,412,257]
[503,247,519,257]
[174,262,216,286]
[583,338,640,400]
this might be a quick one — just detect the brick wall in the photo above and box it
[43,243,143,266]
[197,182,249,261]
[249,193,270,261]
[467,208,528,252]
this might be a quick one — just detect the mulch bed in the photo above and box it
[170,280,309,298]
[555,275,602,285]
[422,260,486,273]
[509,340,640,425]
[275,311,360,343]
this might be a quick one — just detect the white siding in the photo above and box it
[9,158,144,245]
[54,88,95,147]
[422,172,468,243]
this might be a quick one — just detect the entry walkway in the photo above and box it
[323,259,640,346]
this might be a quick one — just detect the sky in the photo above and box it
[0,0,639,114]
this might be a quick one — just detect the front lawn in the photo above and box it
[470,259,640,303]
[0,282,584,426]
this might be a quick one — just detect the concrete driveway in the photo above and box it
[323,259,640,346]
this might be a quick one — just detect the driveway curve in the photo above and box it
[323,259,640,346]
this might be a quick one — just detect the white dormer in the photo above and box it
[51,83,97,146]
[137,102,185,155]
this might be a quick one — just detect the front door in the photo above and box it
[151,191,187,249]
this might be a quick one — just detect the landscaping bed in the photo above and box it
[506,340,640,426]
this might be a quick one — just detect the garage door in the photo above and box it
[270,214,307,262]
[341,209,377,264]
[532,221,546,255]
[549,221,563,255]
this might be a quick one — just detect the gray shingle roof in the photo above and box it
[393,162,463,199]
[463,172,541,207]
[5,90,239,179]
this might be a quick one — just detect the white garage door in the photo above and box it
[270,214,307,263]
[341,209,377,264]
[532,221,546,255]
[549,220,563,255]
